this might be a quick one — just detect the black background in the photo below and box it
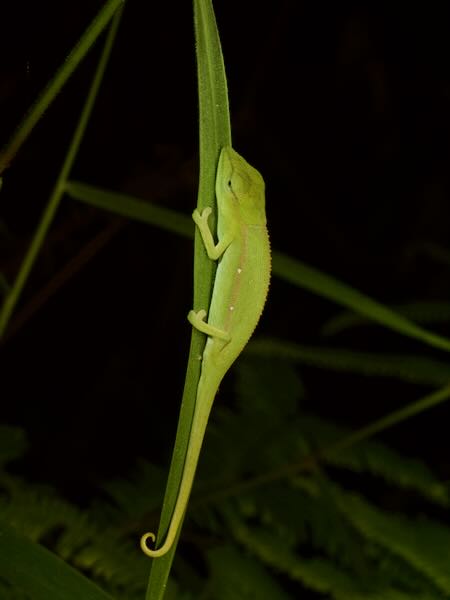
[1,1,450,504]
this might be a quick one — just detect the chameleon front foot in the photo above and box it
[192,206,212,229]
[188,309,230,341]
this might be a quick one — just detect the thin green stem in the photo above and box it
[145,0,230,597]
[0,7,124,338]
[0,0,124,175]
[321,383,450,458]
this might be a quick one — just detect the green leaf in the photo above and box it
[224,508,368,600]
[145,0,231,598]
[322,301,450,337]
[65,181,192,239]
[64,179,450,356]
[224,504,443,600]
[272,252,450,353]
[207,545,293,600]
[247,337,450,387]
[300,415,449,506]
[0,0,124,174]
[0,520,114,600]
[337,492,450,595]
[0,6,124,337]
[101,459,166,517]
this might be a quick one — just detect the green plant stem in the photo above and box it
[145,0,230,597]
[321,383,450,458]
[0,7,124,338]
[272,252,450,353]
[0,520,113,600]
[2,220,124,343]
[0,0,124,175]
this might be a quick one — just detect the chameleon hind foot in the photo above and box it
[188,309,230,341]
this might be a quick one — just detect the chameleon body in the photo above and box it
[141,146,271,557]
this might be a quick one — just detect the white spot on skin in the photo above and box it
[229,306,235,311]
[237,268,242,274]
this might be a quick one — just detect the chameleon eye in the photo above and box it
[229,171,250,197]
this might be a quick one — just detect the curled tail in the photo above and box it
[140,369,219,558]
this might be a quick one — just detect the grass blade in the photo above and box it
[144,0,231,597]
[248,337,450,387]
[0,521,113,600]
[0,7,124,338]
[0,0,124,175]
[273,252,450,352]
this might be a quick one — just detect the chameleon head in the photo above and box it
[216,146,266,226]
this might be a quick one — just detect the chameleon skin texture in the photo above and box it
[141,146,271,557]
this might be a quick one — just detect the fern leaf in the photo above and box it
[207,545,293,600]
[73,531,147,597]
[247,337,450,386]
[0,482,88,544]
[100,458,165,517]
[223,502,445,600]
[322,301,450,337]
[222,507,371,599]
[234,356,303,418]
[301,415,449,506]
[336,491,450,595]
[239,481,362,569]
[0,473,148,597]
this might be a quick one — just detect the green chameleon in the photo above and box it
[141,146,271,558]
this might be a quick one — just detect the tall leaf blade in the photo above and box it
[0,521,114,600]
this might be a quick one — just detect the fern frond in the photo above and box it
[0,479,89,544]
[207,544,293,600]
[73,530,147,597]
[300,415,449,506]
[247,337,450,386]
[223,499,446,600]
[336,491,450,595]
[239,481,362,569]
[222,506,373,600]
[234,356,303,418]
[198,357,306,488]
[322,301,450,337]
[0,472,148,597]
[100,458,165,517]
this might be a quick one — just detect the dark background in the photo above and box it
[1,1,450,504]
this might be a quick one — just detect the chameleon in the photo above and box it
[140,146,271,558]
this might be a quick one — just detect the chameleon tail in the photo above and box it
[140,367,219,558]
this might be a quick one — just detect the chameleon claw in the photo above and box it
[188,309,230,341]
[187,309,208,332]
[200,206,212,219]
[188,309,206,325]
[192,207,212,228]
